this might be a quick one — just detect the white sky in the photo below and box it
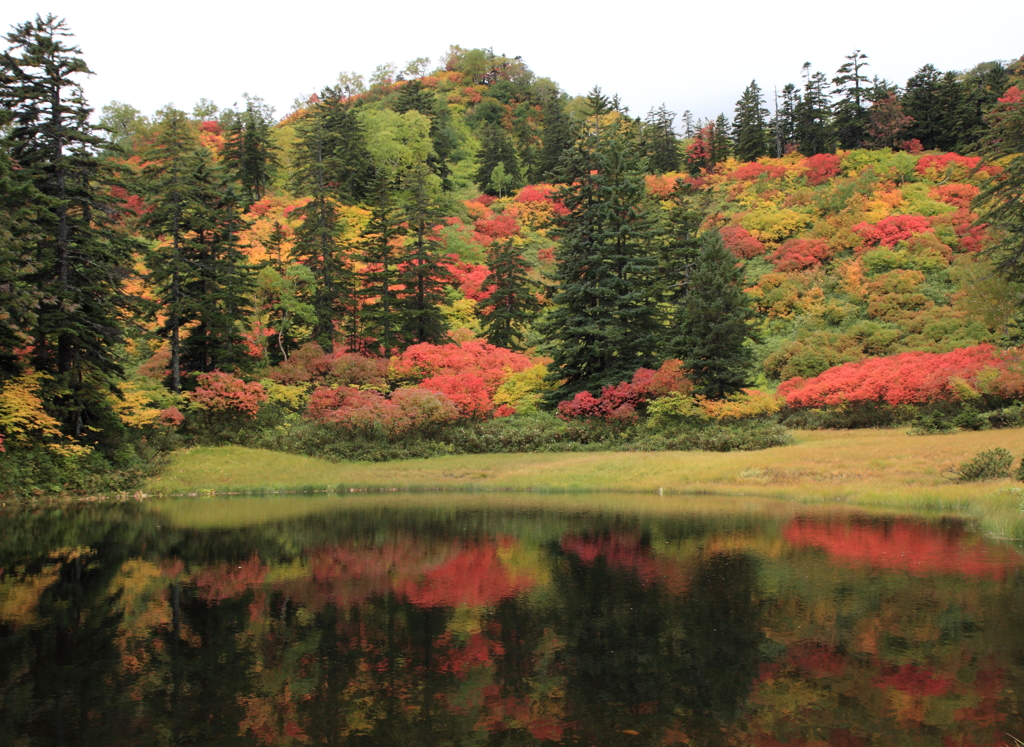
[3,0,1023,128]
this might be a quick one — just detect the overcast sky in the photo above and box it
[3,0,1022,128]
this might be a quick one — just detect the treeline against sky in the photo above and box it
[1,15,1023,494]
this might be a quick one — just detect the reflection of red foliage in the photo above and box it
[787,641,846,678]
[193,555,268,601]
[783,518,1024,579]
[875,663,954,697]
[399,543,534,608]
[559,533,688,593]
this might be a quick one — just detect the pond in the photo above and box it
[1,491,1023,746]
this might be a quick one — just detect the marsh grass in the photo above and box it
[144,428,1024,535]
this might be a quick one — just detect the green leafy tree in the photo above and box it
[0,14,141,436]
[732,82,769,162]
[666,229,755,399]
[542,119,664,401]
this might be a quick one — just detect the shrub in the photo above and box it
[945,448,1013,482]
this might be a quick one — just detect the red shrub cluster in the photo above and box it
[449,261,493,302]
[721,225,767,259]
[915,152,988,180]
[557,360,692,421]
[802,153,842,185]
[729,162,789,182]
[769,238,835,271]
[306,384,459,434]
[852,214,934,248]
[268,344,389,388]
[929,183,980,209]
[777,344,1024,407]
[514,183,569,215]
[190,371,267,417]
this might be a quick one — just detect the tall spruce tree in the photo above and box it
[795,63,834,155]
[142,109,252,389]
[0,118,41,380]
[667,229,754,399]
[0,15,140,436]
[221,95,279,209]
[771,83,801,156]
[832,50,870,149]
[732,82,769,162]
[475,124,523,196]
[480,230,540,351]
[395,163,453,345]
[359,172,406,357]
[542,119,664,402]
[642,104,680,173]
[538,90,579,182]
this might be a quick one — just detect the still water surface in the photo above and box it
[1,492,1023,746]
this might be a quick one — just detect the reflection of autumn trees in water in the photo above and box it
[1,506,1023,745]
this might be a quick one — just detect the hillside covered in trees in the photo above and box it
[2,14,1024,494]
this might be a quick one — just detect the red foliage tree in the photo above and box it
[802,153,842,186]
[557,360,692,420]
[721,225,767,259]
[852,214,934,248]
[769,238,835,271]
[190,372,267,417]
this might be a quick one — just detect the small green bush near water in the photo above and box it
[944,448,1014,482]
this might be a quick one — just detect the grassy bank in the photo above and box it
[146,428,1024,536]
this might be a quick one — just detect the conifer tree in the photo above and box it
[222,95,279,209]
[642,104,680,173]
[542,119,664,401]
[475,124,523,196]
[538,91,578,182]
[795,63,834,155]
[832,50,871,149]
[359,172,406,357]
[770,83,801,156]
[142,109,252,388]
[395,163,453,344]
[712,114,732,163]
[732,82,769,162]
[0,15,141,435]
[0,120,40,381]
[667,230,754,399]
[481,230,539,351]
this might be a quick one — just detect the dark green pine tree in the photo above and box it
[711,114,732,163]
[537,90,578,182]
[667,229,755,399]
[732,82,769,162]
[795,63,834,155]
[221,95,279,209]
[480,231,540,351]
[542,119,664,402]
[770,83,801,157]
[656,180,706,314]
[642,104,681,173]
[290,91,360,352]
[832,50,871,149]
[0,15,142,437]
[475,123,523,196]
[318,86,374,204]
[395,163,453,344]
[142,111,252,388]
[902,64,947,150]
[0,119,41,381]
[358,172,407,357]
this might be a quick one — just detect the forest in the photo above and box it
[1,14,1024,495]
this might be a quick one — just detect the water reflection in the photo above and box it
[1,495,1023,746]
